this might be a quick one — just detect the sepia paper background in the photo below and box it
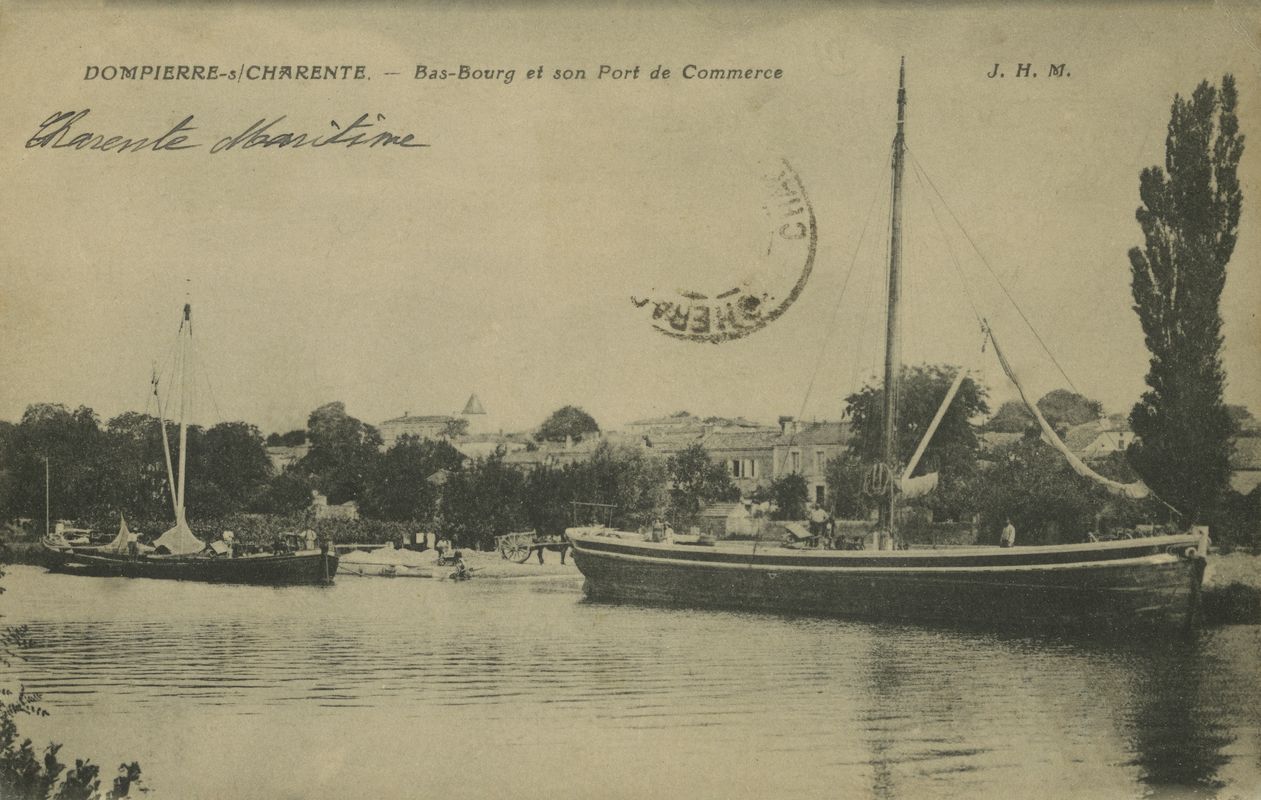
[2,2,1259,434]
[1,2,1259,798]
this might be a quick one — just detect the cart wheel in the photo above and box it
[512,543,533,563]
[499,540,529,562]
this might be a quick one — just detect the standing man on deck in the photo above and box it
[1001,519,1016,548]
[809,504,828,546]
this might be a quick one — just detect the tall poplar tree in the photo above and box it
[1127,75,1244,523]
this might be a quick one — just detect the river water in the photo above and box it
[0,565,1258,799]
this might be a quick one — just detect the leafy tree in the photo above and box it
[535,406,600,443]
[844,364,988,520]
[1127,74,1243,523]
[824,454,871,519]
[251,470,314,516]
[1226,405,1259,436]
[362,436,463,522]
[988,391,1103,435]
[265,429,307,447]
[845,364,988,467]
[975,438,1150,545]
[666,444,740,522]
[438,451,527,550]
[299,402,383,505]
[1,404,107,523]
[517,446,671,536]
[1037,389,1104,430]
[101,412,173,520]
[521,464,578,536]
[1212,486,1261,548]
[442,418,470,438]
[986,400,1035,434]
[579,441,668,529]
[768,473,809,520]
[193,422,272,515]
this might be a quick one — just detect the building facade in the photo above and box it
[771,420,852,506]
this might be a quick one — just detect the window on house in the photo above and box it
[815,450,825,473]
[730,459,758,479]
[790,451,801,472]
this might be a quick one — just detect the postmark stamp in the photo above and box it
[631,158,817,343]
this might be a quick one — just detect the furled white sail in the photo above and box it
[104,516,132,554]
[898,472,939,499]
[988,328,1150,500]
[894,367,967,501]
[153,517,205,556]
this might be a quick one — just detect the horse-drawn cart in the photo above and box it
[495,531,572,564]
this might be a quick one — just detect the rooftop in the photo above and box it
[777,421,851,446]
[701,429,783,450]
[462,394,487,415]
[381,413,456,425]
[1063,420,1130,453]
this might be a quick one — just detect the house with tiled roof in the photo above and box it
[1063,417,1132,459]
[265,444,310,472]
[773,420,853,506]
[379,413,459,448]
[699,427,783,493]
[636,428,707,457]
[625,412,706,436]
[499,433,636,472]
[453,432,531,460]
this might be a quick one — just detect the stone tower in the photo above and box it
[461,393,488,435]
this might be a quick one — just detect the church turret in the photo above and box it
[461,393,488,434]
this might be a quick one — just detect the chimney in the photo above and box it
[779,416,796,435]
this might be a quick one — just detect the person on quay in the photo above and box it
[1001,519,1017,548]
[451,550,471,581]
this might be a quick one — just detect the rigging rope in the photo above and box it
[795,183,886,427]
[906,149,1079,382]
[909,158,984,326]
[905,146,1130,453]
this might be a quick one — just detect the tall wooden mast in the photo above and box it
[879,58,907,548]
[176,303,191,524]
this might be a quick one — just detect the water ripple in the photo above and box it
[0,566,1258,799]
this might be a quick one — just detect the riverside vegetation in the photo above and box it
[0,563,142,799]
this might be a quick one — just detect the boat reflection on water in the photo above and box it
[844,622,1258,799]
[1124,636,1240,794]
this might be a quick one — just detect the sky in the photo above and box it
[1,2,1258,436]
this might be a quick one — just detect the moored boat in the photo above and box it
[44,544,338,584]
[45,304,339,586]
[567,528,1208,630]
[567,60,1211,631]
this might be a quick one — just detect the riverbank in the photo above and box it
[1202,550,1261,624]
[1,538,581,581]
[339,546,579,580]
[7,536,1257,620]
